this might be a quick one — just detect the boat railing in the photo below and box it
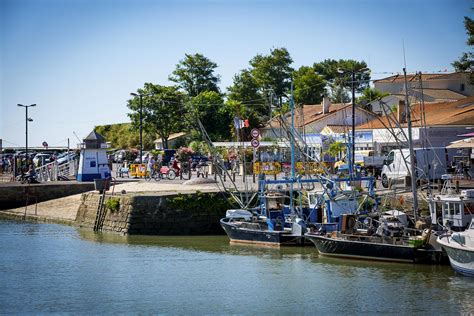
[337,232,413,245]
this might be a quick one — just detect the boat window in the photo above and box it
[443,203,449,216]
[455,204,461,215]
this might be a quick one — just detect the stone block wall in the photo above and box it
[0,182,95,210]
[75,191,230,235]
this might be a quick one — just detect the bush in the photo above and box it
[105,197,120,213]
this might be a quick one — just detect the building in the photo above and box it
[154,132,187,150]
[261,97,378,138]
[371,72,472,114]
[356,97,474,155]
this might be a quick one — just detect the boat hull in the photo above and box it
[438,239,474,277]
[305,233,416,263]
[220,218,304,246]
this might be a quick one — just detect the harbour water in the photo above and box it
[0,219,473,314]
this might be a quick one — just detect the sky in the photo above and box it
[1,0,472,148]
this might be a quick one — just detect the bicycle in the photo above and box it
[145,164,162,181]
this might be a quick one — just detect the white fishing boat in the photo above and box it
[437,219,474,277]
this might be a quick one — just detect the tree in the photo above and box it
[292,66,326,105]
[313,59,371,102]
[169,53,220,96]
[249,47,294,104]
[357,87,389,110]
[128,83,185,149]
[226,69,268,128]
[189,91,232,141]
[452,16,474,84]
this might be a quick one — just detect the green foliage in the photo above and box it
[326,141,345,158]
[105,198,120,213]
[313,59,371,102]
[189,91,232,141]
[95,123,154,150]
[169,53,220,96]
[357,88,389,110]
[452,16,474,84]
[166,191,235,212]
[226,69,268,130]
[292,66,326,105]
[250,47,294,100]
[188,140,210,154]
[128,83,186,149]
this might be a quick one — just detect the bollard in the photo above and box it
[232,173,235,182]
[214,172,217,181]
[274,174,277,181]
[253,173,256,183]
[224,173,226,182]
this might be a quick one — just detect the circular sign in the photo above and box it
[42,141,48,147]
[251,139,260,148]
[251,128,260,139]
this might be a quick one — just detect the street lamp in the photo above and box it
[130,92,152,164]
[17,103,37,164]
[337,67,369,178]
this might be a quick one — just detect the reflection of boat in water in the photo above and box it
[437,219,474,277]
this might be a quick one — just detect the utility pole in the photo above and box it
[17,103,36,167]
[130,93,150,164]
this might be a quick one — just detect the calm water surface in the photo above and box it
[0,219,473,314]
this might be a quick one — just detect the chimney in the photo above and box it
[398,100,406,123]
[322,96,331,114]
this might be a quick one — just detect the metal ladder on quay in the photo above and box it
[93,189,107,232]
[93,178,115,232]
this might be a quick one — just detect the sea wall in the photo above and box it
[75,191,231,235]
[0,182,95,210]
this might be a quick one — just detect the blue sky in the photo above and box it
[1,0,471,148]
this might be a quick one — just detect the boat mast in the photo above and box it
[403,68,419,221]
[290,82,295,213]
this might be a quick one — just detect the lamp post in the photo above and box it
[130,93,152,164]
[17,103,36,165]
[337,68,369,178]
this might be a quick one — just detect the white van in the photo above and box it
[381,147,456,188]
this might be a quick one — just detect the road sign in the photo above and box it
[250,128,260,139]
[251,139,260,148]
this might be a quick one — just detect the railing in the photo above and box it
[35,159,78,182]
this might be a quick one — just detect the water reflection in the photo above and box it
[1,220,474,315]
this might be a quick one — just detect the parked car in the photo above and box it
[381,147,458,188]
[56,152,77,165]
[33,153,52,166]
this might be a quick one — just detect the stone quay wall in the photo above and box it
[0,182,95,210]
[75,191,231,235]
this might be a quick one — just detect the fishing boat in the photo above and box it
[437,219,474,276]
[220,205,307,247]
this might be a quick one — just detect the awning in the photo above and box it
[447,137,474,149]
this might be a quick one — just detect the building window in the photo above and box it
[461,83,465,92]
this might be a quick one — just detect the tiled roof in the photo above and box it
[373,72,468,84]
[412,88,466,101]
[265,102,349,128]
[357,97,474,130]
[325,125,350,133]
